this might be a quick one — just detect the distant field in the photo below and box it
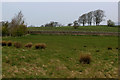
[28,26,119,32]
[2,34,118,78]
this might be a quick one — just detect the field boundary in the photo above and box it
[28,31,119,36]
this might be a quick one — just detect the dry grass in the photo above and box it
[2,41,7,46]
[7,41,12,46]
[14,42,22,48]
[35,43,46,49]
[79,53,91,64]
[40,43,46,49]
[24,42,33,48]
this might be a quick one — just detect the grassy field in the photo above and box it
[28,26,119,32]
[2,34,118,78]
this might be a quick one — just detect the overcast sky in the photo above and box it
[2,2,118,26]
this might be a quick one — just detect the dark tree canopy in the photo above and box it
[87,11,93,26]
[78,14,87,26]
[93,9,105,26]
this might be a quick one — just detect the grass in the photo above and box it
[2,34,118,78]
[28,26,119,32]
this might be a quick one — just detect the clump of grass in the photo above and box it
[7,41,12,46]
[14,42,22,48]
[40,43,46,49]
[35,43,46,49]
[2,41,7,46]
[116,47,118,49]
[24,42,33,48]
[96,50,100,52]
[79,53,91,64]
[84,46,87,47]
[35,43,41,49]
[108,47,112,50]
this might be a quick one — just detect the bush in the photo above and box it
[40,43,46,49]
[35,43,41,49]
[73,20,79,29]
[9,11,27,37]
[107,20,115,27]
[79,53,91,64]
[2,26,9,36]
[35,43,46,49]
[7,41,12,46]
[14,42,22,48]
[25,42,33,48]
[10,24,27,37]
[2,41,7,46]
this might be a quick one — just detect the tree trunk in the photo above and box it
[96,22,97,26]
[83,22,85,26]
[90,22,91,26]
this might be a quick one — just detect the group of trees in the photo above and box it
[2,9,116,37]
[41,21,63,27]
[72,9,106,29]
[2,11,27,36]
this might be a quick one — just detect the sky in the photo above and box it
[2,2,118,26]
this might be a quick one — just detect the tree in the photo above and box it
[73,20,79,29]
[93,9,105,26]
[78,14,87,26]
[87,11,93,26]
[2,21,9,36]
[107,20,115,27]
[9,11,27,36]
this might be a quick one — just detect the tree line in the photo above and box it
[72,9,106,29]
[1,9,116,37]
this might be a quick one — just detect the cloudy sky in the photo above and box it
[2,2,118,26]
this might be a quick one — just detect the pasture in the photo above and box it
[2,34,118,78]
[28,26,119,32]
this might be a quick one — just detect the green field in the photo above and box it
[2,34,118,78]
[28,26,119,32]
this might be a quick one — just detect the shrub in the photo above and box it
[40,43,46,49]
[73,20,79,29]
[9,11,27,37]
[35,43,41,49]
[14,42,22,48]
[7,41,12,46]
[79,53,91,64]
[35,43,46,49]
[10,24,27,37]
[2,41,7,46]
[25,42,33,48]
[107,20,115,27]
[2,26,9,36]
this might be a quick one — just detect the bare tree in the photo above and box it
[93,9,105,26]
[78,14,87,26]
[87,11,93,26]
